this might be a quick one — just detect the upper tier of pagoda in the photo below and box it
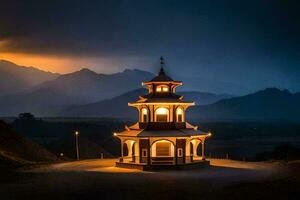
[130,57,194,105]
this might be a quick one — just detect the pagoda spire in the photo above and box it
[159,56,166,76]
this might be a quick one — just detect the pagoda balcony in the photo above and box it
[139,122,186,130]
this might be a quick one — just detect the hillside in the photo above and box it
[0,120,58,167]
[60,89,144,118]
[0,60,59,96]
[36,68,155,102]
[0,68,155,116]
[60,89,232,118]
[178,91,233,105]
[188,88,300,121]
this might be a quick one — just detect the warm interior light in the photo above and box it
[75,131,79,135]
[156,85,169,92]
[176,108,183,114]
[113,132,117,136]
[156,107,168,115]
[142,108,148,114]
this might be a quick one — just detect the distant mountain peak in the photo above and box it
[0,59,15,65]
[257,88,291,95]
[64,68,99,78]
[79,68,95,72]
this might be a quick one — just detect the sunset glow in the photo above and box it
[0,52,118,74]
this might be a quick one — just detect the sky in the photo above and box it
[0,0,299,94]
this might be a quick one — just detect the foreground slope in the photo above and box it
[0,120,58,167]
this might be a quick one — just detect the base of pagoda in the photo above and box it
[115,160,210,171]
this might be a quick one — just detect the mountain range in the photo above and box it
[0,60,232,116]
[60,88,234,118]
[188,88,300,121]
[0,60,59,97]
[61,88,300,121]
[0,60,299,121]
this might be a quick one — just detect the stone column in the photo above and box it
[202,140,205,160]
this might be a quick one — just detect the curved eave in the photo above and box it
[128,101,195,107]
[142,81,183,86]
[114,129,212,138]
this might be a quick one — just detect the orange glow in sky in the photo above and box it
[0,53,77,73]
[0,52,120,74]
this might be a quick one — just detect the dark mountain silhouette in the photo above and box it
[188,88,300,121]
[178,91,233,105]
[0,68,155,116]
[60,89,234,118]
[35,68,155,103]
[0,88,87,116]
[62,88,300,121]
[60,88,144,118]
[0,120,58,167]
[0,60,59,96]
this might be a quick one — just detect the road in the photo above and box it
[1,159,299,200]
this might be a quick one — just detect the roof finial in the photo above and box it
[159,56,165,75]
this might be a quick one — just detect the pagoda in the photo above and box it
[114,57,211,170]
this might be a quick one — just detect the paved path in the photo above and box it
[1,159,294,200]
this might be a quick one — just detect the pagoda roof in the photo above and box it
[129,92,194,104]
[116,128,208,138]
[129,98,194,104]
[115,122,210,138]
[143,67,182,85]
[141,92,182,99]
[151,67,174,82]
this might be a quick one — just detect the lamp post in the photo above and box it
[75,131,80,160]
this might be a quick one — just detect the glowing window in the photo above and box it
[176,107,184,122]
[155,107,169,122]
[156,85,169,92]
[141,108,148,122]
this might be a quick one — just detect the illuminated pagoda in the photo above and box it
[114,57,211,170]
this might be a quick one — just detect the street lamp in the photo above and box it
[75,131,80,160]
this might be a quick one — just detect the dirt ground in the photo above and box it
[0,159,299,200]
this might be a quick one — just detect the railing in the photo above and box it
[139,122,186,130]
[119,156,206,165]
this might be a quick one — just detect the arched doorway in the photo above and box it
[123,140,136,162]
[151,140,175,164]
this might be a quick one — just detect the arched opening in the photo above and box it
[196,143,202,156]
[141,108,148,122]
[123,140,136,162]
[190,142,193,155]
[155,107,169,122]
[176,107,184,122]
[123,143,128,156]
[190,139,202,161]
[151,140,175,157]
